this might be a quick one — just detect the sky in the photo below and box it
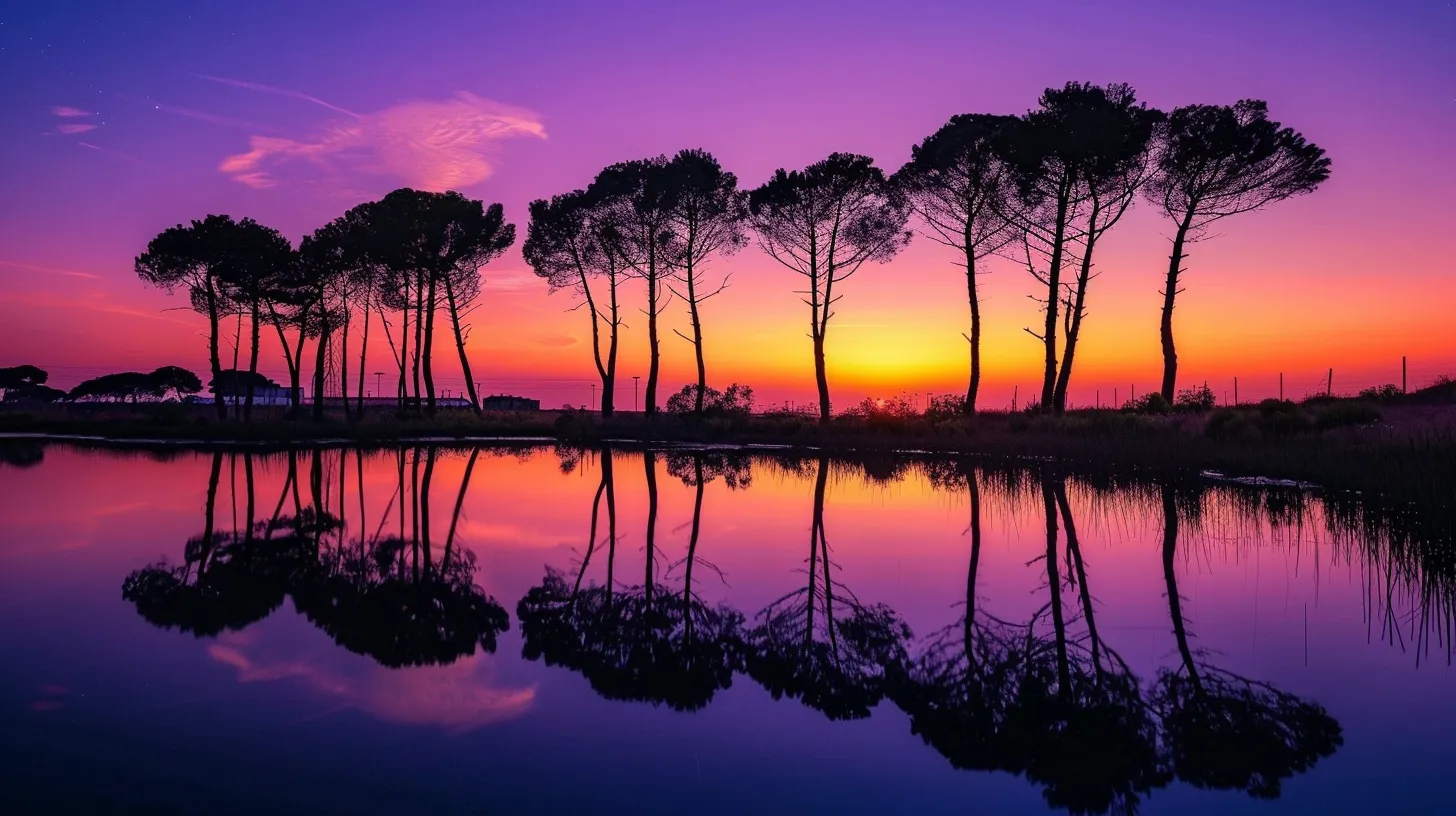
[1,0,1453,409]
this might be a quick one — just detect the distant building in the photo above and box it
[481,395,540,411]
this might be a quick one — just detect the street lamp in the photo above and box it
[633,376,641,412]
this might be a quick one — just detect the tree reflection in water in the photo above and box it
[744,455,913,720]
[518,449,744,711]
[1151,483,1344,799]
[123,447,508,667]
[113,446,1381,813]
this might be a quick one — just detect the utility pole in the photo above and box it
[633,376,641,412]
[374,371,384,398]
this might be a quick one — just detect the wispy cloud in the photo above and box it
[219,92,545,192]
[78,142,145,164]
[194,73,362,118]
[153,102,271,132]
[58,123,97,134]
[51,106,91,118]
[0,259,101,280]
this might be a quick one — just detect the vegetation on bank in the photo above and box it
[3,382,1452,512]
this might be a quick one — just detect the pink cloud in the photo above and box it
[208,640,536,733]
[219,92,545,192]
[58,124,97,134]
[51,106,91,118]
[0,259,101,280]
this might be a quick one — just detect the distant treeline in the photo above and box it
[118,82,1328,423]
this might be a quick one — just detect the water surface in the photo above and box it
[1,443,1451,814]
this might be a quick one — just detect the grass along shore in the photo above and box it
[2,395,1453,511]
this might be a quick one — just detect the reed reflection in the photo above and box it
[122,447,508,667]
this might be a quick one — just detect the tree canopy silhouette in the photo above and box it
[1147,101,1331,402]
[748,153,911,422]
[661,149,749,416]
[524,188,627,415]
[136,215,271,419]
[590,157,678,415]
[895,114,1018,413]
[998,83,1164,414]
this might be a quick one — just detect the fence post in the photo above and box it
[1327,368,1333,398]
[1403,356,1408,393]
[1234,376,1239,406]
[1279,372,1284,401]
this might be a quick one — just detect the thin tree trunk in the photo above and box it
[1040,180,1072,412]
[579,260,609,416]
[244,453,255,543]
[199,452,223,574]
[1162,484,1201,693]
[420,447,436,575]
[965,243,981,414]
[340,297,352,422]
[813,333,830,424]
[205,279,225,420]
[643,450,658,610]
[423,273,438,414]
[603,448,617,607]
[1056,480,1103,674]
[964,471,981,655]
[245,303,261,420]
[1054,201,1101,413]
[312,323,329,421]
[1043,478,1070,693]
[604,271,620,416]
[443,278,481,414]
[685,252,707,416]
[231,312,243,419]
[443,447,480,569]
[1160,213,1194,403]
[356,292,370,415]
[645,266,660,416]
[412,271,424,410]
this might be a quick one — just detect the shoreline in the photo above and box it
[3,401,1452,511]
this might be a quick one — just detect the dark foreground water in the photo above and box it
[1,443,1452,814]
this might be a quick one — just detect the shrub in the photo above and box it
[924,393,968,419]
[665,383,754,417]
[1174,383,1216,412]
[1205,408,1260,442]
[840,396,919,421]
[1255,399,1309,436]
[1125,393,1171,415]
[1312,400,1381,431]
[1359,384,1404,402]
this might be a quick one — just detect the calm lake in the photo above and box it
[1,443,1451,814]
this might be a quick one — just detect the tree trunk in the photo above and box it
[356,293,370,416]
[964,472,981,654]
[1043,479,1070,693]
[312,323,329,421]
[340,299,352,422]
[1162,484,1201,693]
[603,448,617,608]
[423,273,437,414]
[1040,180,1071,412]
[231,313,243,419]
[1160,214,1193,403]
[1053,205,1101,413]
[412,272,424,410]
[645,272,660,416]
[245,302,261,420]
[813,332,830,424]
[398,279,409,411]
[603,273,620,416]
[205,279,226,420]
[686,258,707,416]
[964,244,981,414]
[444,278,481,415]
[643,450,658,610]
[579,262,609,417]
